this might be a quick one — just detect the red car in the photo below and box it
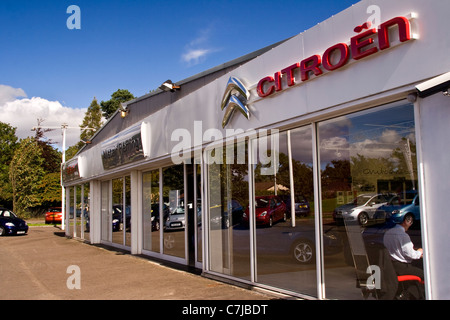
[45,207,62,224]
[243,195,287,227]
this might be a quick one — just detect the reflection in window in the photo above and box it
[253,127,317,297]
[208,142,250,280]
[83,183,90,242]
[125,176,131,247]
[101,181,110,242]
[195,164,202,264]
[75,185,81,238]
[319,101,423,299]
[143,170,161,253]
[68,187,74,236]
[112,177,124,245]
[162,165,185,258]
[110,177,131,247]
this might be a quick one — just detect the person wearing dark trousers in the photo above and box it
[383,214,424,299]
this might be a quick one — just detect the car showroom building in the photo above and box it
[62,0,450,299]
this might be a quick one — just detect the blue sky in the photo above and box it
[0,0,358,148]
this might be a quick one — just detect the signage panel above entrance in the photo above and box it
[256,15,418,98]
[101,123,145,169]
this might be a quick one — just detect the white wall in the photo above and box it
[416,92,450,299]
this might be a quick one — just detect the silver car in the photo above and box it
[334,193,394,226]
[164,206,185,230]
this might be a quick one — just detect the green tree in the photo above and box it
[65,97,104,161]
[37,172,62,208]
[9,138,45,217]
[0,122,18,206]
[33,119,61,173]
[65,144,80,161]
[100,89,135,120]
[80,97,103,142]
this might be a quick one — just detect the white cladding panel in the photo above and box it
[417,92,450,299]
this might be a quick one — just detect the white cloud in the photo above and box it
[181,26,220,66]
[181,48,211,65]
[0,84,26,105]
[0,85,87,150]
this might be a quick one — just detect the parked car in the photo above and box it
[165,205,186,231]
[164,199,202,231]
[45,207,62,224]
[0,208,28,236]
[374,193,420,225]
[279,194,311,217]
[112,205,131,232]
[150,203,170,231]
[254,223,343,264]
[243,195,287,227]
[390,195,421,225]
[209,200,245,229]
[333,193,394,226]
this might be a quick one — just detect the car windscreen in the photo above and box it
[255,198,269,208]
[0,210,17,218]
[171,207,185,215]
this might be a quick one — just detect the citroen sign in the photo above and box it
[220,77,250,128]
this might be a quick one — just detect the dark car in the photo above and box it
[243,195,287,227]
[210,200,245,229]
[254,223,343,264]
[112,205,131,232]
[0,208,28,236]
[150,203,170,231]
[279,194,311,217]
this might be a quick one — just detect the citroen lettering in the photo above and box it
[257,15,416,98]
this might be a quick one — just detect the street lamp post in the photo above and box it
[32,124,95,231]
[61,124,67,231]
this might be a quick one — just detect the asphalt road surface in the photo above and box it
[0,225,274,300]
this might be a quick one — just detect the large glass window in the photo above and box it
[68,186,74,236]
[101,181,110,242]
[83,183,90,242]
[208,142,251,280]
[124,176,131,247]
[195,164,202,265]
[253,128,317,297]
[75,185,81,238]
[111,176,131,247]
[162,164,185,259]
[143,169,161,253]
[318,101,422,299]
[112,177,124,245]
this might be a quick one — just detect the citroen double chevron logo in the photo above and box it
[221,77,250,128]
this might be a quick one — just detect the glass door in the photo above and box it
[251,128,317,297]
[206,141,251,281]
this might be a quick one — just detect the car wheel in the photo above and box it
[0,226,5,236]
[292,239,314,264]
[358,212,369,226]
[283,212,287,222]
[268,217,273,227]
[223,218,230,229]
